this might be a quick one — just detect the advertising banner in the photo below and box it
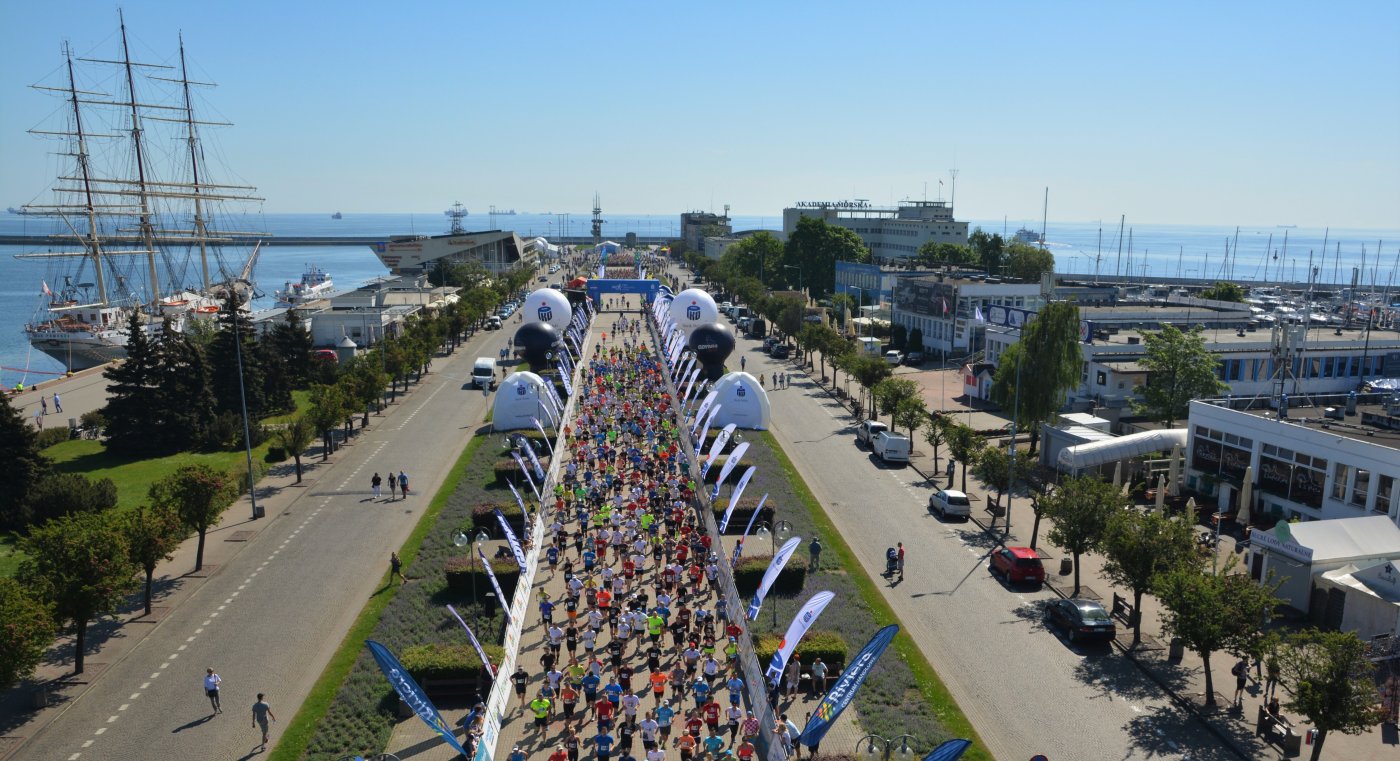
[747,536,802,620]
[494,508,526,569]
[366,640,470,757]
[705,423,738,472]
[711,441,749,499]
[765,591,836,685]
[719,466,757,533]
[799,624,898,748]
[446,604,496,676]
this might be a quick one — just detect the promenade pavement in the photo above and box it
[7,362,112,431]
[386,300,863,761]
[0,323,513,761]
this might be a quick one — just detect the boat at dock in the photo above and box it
[14,13,265,371]
[275,265,335,306]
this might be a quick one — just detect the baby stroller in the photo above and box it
[883,547,898,577]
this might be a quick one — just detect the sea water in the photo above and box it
[2,212,1397,385]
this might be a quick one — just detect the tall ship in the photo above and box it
[14,14,265,370]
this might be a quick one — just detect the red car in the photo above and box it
[990,546,1045,587]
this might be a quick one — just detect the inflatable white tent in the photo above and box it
[529,237,562,256]
[708,372,771,430]
[493,372,556,431]
[598,241,622,255]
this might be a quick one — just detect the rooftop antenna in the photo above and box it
[1039,187,1048,250]
[446,202,467,235]
[591,193,603,246]
[949,168,958,211]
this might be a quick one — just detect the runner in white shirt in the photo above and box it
[620,692,642,721]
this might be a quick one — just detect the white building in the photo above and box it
[891,275,1045,357]
[782,200,968,264]
[302,274,458,348]
[369,229,535,275]
[1247,516,1400,630]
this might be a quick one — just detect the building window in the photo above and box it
[1352,469,1371,507]
[1332,463,1350,501]
[1378,475,1395,514]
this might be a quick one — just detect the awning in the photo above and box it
[1057,428,1188,470]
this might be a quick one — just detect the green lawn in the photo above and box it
[45,438,275,512]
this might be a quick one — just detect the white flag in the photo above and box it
[696,404,723,451]
[706,423,738,470]
[748,536,802,620]
[719,466,756,533]
[690,390,719,433]
[711,441,749,498]
[765,591,836,685]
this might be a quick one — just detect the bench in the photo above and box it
[1255,706,1302,756]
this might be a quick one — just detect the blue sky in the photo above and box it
[1,1,1397,227]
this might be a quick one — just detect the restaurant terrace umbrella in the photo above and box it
[1112,461,1122,489]
[1236,467,1254,526]
[1167,443,1182,497]
[1155,474,1167,511]
[1183,497,1197,521]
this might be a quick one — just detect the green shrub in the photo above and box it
[467,501,524,535]
[492,459,520,485]
[35,427,72,449]
[752,630,847,671]
[399,642,501,682]
[265,446,288,463]
[733,553,808,596]
[79,409,105,432]
[711,498,774,533]
[444,555,520,599]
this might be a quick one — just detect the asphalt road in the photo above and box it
[667,264,1234,761]
[19,328,511,761]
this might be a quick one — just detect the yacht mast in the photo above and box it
[177,34,211,290]
[63,45,110,305]
[117,10,162,303]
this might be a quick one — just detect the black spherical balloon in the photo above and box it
[687,322,735,381]
[514,322,562,369]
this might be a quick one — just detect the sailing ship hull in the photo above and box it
[28,329,127,370]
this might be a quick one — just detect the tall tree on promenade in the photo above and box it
[120,505,185,617]
[18,512,137,674]
[306,383,349,460]
[153,319,217,452]
[990,301,1083,452]
[207,291,265,418]
[1100,508,1201,646]
[101,311,161,455]
[1278,629,1387,761]
[0,394,51,531]
[1042,475,1124,596]
[1003,242,1056,281]
[874,378,920,431]
[1133,325,1226,427]
[784,216,869,298]
[944,422,985,493]
[275,415,317,483]
[0,578,54,689]
[149,464,236,573]
[1155,559,1277,707]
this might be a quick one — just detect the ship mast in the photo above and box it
[63,45,110,306]
[117,10,162,304]
[177,34,211,290]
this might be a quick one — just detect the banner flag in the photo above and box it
[799,624,899,748]
[507,481,529,513]
[510,450,541,501]
[711,441,749,499]
[920,740,974,761]
[530,416,555,455]
[679,366,701,404]
[555,362,575,398]
[705,423,738,472]
[446,604,496,676]
[719,466,756,533]
[479,548,510,621]
[696,405,723,458]
[733,493,769,564]
[494,508,527,568]
[522,438,547,482]
[747,536,802,620]
[765,591,836,685]
[690,390,719,432]
[366,640,470,756]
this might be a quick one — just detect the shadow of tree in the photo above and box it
[1122,703,1266,761]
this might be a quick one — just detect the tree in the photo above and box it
[968,228,1006,274]
[120,505,185,617]
[275,415,317,483]
[18,512,137,674]
[892,396,927,439]
[890,324,907,351]
[0,578,54,690]
[149,464,236,573]
[849,357,893,419]
[1278,629,1387,761]
[830,293,856,329]
[151,319,217,453]
[1003,242,1056,281]
[971,445,1031,512]
[206,291,265,419]
[15,472,118,531]
[306,383,349,460]
[719,232,786,289]
[944,422,985,492]
[1099,508,1201,646]
[784,216,869,298]
[922,415,948,471]
[1042,476,1124,595]
[1199,281,1246,302]
[1133,325,1227,427]
[1155,560,1278,707]
[0,394,51,531]
[766,293,805,342]
[990,302,1083,452]
[917,241,978,268]
[101,311,161,455]
[874,378,920,430]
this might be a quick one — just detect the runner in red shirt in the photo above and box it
[595,697,615,730]
[702,699,722,732]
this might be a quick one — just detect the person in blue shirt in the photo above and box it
[593,731,614,761]
[603,676,624,705]
[583,549,597,572]
[726,675,744,706]
[540,597,556,625]
[655,701,675,731]
[691,678,710,708]
[581,672,602,704]
[702,733,726,755]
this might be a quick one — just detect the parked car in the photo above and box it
[1045,599,1117,643]
[872,431,911,464]
[990,546,1045,587]
[762,336,780,352]
[904,351,925,365]
[855,420,888,447]
[485,316,502,330]
[884,350,903,365]
[769,344,790,359]
[928,489,971,521]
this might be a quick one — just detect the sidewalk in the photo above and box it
[0,334,479,759]
[799,355,1399,761]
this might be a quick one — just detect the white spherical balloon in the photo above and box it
[522,288,572,331]
[669,289,718,335]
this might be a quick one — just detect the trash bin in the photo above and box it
[1168,637,1185,661]
[1059,557,1073,576]
[31,687,48,709]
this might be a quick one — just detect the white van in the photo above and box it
[471,357,497,389]
[872,431,911,464]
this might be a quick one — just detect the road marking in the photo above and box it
[105,715,118,723]
[177,645,187,651]
[130,692,140,699]
[82,740,94,747]
[68,754,81,760]
[238,584,247,590]
[94,728,105,735]
[201,620,211,626]
[210,611,220,617]
[186,636,196,642]
[224,598,233,604]
[118,703,129,711]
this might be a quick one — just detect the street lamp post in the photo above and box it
[455,529,492,602]
[857,733,918,761]
[754,520,792,626]
[783,265,805,300]
[232,309,263,520]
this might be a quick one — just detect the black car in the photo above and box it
[769,344,790,359]
[1044,599,1117,643]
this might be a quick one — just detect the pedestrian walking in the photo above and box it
[387,468,397,499]
[1231,657,1249,707]
[807,538,822,573]
[204,668,223,714]
[371,473,382,499]
[251,693,277,751]
[52,392,61,413]
[946,457,956,482]
[40,397,47,415]
[1264,654,1281,700]
[391,551,407,585]
[758,374,764,389]
[896,542,905,581]
[398,470,409,497]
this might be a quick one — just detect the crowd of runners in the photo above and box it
[497,308,806,761]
